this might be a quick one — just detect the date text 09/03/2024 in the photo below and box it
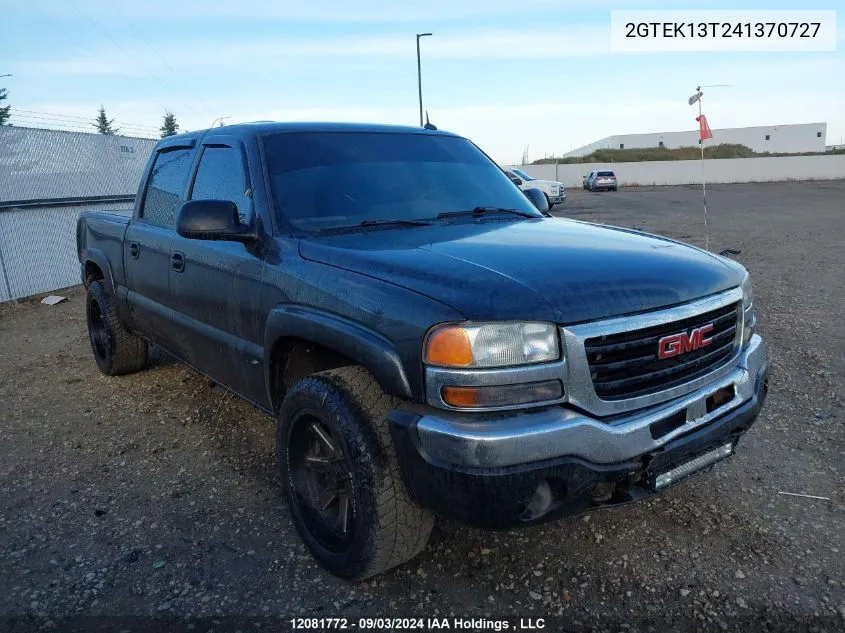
[289,617,547,630]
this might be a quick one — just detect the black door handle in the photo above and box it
[129,242,140,259]
[170,251,185,272]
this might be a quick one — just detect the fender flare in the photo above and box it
[82,248,116,297]
[263,304,413,408]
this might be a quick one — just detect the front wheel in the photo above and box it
[277,366,434,579]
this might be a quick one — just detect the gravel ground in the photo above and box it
[1,181,843,633]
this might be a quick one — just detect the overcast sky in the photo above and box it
[1,0,842,162]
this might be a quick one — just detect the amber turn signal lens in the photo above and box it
[424,326,473,367]
[441,380,564,409]
[441,386,480,407]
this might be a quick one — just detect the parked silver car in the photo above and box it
[586,170,618,192]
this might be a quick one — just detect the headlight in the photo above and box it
[741,273,756,345]
[741,273,753,310]
[424,322,560,368]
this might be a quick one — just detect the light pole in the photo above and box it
[416,33,432,127]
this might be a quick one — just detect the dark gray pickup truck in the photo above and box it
[76,122,768,579]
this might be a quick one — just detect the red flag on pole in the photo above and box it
[696,114,713,141]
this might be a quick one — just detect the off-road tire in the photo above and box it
[86,280,148,376]
[277,366,434,579]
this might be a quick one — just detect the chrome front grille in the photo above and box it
[560,287,744,417]
[584,302,740,400]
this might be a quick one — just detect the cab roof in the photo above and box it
[156,121,459,148]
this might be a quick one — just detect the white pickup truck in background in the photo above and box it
[504,167,566,209]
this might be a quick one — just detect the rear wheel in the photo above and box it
[277,366,434,579]
[86,280,148,376]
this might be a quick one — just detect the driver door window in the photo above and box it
[190,146,252,224]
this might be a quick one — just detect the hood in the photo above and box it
[527,179,563,188]
[298,218,745,324]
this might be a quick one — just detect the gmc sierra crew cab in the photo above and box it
[76,122,769,580]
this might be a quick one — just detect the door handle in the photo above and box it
[129,242,140,259]
[170,251,185,272]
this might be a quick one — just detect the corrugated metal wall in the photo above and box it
[0,127,155,302]
[0,126,156,202]
[0,203,134,303]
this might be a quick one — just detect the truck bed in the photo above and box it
[76,210,131,290]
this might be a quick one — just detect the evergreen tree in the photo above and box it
[160,111,179,137]
[93,105,119,134]
[0,88,11,126]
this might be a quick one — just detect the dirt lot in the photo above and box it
[1,181,844,632]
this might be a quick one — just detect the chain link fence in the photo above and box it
[0,126,156,302]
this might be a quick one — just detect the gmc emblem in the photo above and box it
[658,323,714,359]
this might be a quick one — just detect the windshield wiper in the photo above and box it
[313,218,433,234]
[436,206,536,220]
[358,218,433,228]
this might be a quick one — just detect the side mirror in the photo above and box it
[510,176,523,186]
[176,200,253,242]
[523,187,549,214]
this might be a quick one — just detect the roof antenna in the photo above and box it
[423,111,437,130]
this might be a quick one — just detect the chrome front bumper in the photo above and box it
[412,334,766,468]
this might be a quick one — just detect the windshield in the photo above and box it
[597,171,615,177]
[262,132,541,231]
[511,168,534,181]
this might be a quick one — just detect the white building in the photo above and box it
[564,122,827,158]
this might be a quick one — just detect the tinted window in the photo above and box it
[191,146,251,223]
[141,148,192,228]
[597,171,615,177]
[263,132,540,230]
